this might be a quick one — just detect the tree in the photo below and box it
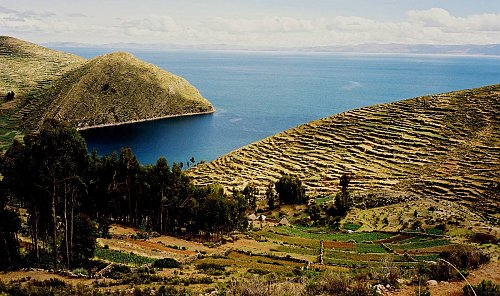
[5,91,15,101]
[0,195,21,270]
[265,182,276,210]
[339,173,351,193]
[307,204,321,224]
[1,120,91,269]
[69,216,97,267]
[275,174,307,205]
[334,191,351,216]
[243,183,258,211]
[149,157,171,234]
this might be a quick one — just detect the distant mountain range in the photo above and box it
[42,42,500,56]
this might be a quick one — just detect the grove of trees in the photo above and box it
[0,120,248,270]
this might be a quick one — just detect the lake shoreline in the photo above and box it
[77,108,216,131]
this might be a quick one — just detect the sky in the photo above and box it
[1,0,499,48]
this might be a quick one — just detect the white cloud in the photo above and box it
[407,8,500,32]
[122,15,182,35]
[0,6,499,48]
[67,13,87,18]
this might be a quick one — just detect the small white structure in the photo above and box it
[259,214,267,222]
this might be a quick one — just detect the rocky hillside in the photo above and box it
[188,85,500,217]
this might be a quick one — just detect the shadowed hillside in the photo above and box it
[188,85,500,217]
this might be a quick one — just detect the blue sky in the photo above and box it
[1,0,499,48]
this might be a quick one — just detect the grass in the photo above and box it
[355,243,389,254]
[273,245,319,256]
[315,195,334,205]
[94,247,155,266]
[391,239,451,250]
[272,226,393,243]
[343,223,362,231]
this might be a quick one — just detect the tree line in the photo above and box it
[0,120,248,270]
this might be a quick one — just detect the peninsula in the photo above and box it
[0,36,214,148]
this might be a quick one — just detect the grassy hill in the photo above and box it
[0,36,214,148]
[0,36,85,98]
[24,51,214,130]
[0,36,86,149]
[188,85,500,219]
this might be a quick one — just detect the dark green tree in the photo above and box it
[1,120,91,268]
[334,191,351,216]
[70,216,97,267]
[243,183,258,211]
[149,157,171,234]
[307,203,321,224]
[339,173,351,193]
[275,174,307,205]
[265,182,276,210]
[0,195,21,270]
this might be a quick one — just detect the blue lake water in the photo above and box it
[55,48,500,165]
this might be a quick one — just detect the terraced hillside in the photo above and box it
[24,51,214,130]
[0,36,85,98]
[0,36,85,149]
[189,85,500,217]
[0,36,214,148]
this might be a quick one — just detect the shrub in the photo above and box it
[464,280,500,296]
[153,258,180,269]
[344,223,361,231]
[248,268,269,275]
[71,268,89,277]
[440,245,489,270]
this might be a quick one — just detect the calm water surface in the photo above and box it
[56,48,500,165]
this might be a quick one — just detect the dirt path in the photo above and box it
[390,261,500,296]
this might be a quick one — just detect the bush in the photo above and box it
[196,262,227,276]
[71,268,89,277]
[464,280,500,296]
[440,245,489,270]
[424,245,489,281]
[153,258,180,269]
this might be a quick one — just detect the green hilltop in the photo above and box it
[0,36,214,148]
[188,85,500,220]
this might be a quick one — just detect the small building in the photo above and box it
[279,217,290,226]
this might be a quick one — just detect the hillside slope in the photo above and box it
[0,36,85,98]
[25,52,214,129]
[188,85,500,217]
[0,36,214,146]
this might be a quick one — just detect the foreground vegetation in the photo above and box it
[0,120,248,271]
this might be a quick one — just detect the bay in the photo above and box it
[56,48,500,165]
